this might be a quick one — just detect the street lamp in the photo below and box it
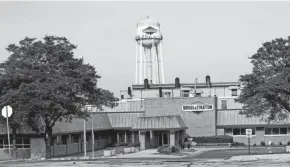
[84,104,95,158]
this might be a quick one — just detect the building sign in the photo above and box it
[182,101,213,114]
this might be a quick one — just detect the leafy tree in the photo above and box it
[236,37,290,122]
[0,36,118,159]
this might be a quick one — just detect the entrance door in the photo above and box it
[158,132,169,146]
[162,132,169,146]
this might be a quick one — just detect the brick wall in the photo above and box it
[144,97,217,137]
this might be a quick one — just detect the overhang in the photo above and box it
[131,115,188,131]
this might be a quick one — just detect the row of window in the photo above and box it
[225,128,256,136]
[52,133,107,145]
[118,131,139,143]
[225,127,289,136]
[182,89,237,98]
[0,138,30,148]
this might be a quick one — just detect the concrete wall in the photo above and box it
[31,138,46,159]
[0,148,30,161]
[145,97,217,137]
[50,139,108,158]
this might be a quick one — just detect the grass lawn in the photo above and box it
[195,147,289,159]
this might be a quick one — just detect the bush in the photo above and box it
[157,146,171,154]
[128,143,140,147]
[113,142,130,147]
[231,142,246,146]
[171,145,181,153]
[157,145,181,154]
[279,142,283,146]
[261,141,265,146]
[287,141,290,146]
[190,135,233,144]
[253,143,256,146]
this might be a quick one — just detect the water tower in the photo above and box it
[135,16,165,85]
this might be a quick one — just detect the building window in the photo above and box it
[183,91,189,97]
[225,128,232,134]
[221,100,227,110]
[134,131,139,143]
[127,131,132,143]
[118,131,125,143]
[232,128,255,135]
[61,135,68,145]
[231,89,238,96]
[71,135,79,143]
[265,127,288,135]
[195,93,201,97]
[164,92,171,98]
[0,138,30,148]
[233,128,241,135]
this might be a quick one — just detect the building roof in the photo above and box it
[53,113,112,134]
[107,112,145,130]
[99,99,145,112]
[0,113,112,135]
[131,115,188,131]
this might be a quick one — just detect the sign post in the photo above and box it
[1,106,13,159]
[246,129,252,155]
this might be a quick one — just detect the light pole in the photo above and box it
[83,117,86,157]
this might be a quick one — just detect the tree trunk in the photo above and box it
[12,131,17,159]
[44,127,52,159]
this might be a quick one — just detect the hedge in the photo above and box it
[189,135,233,143]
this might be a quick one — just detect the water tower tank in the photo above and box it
[135,17,163,48]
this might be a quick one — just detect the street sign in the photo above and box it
[1,106,13,118]
[246,129,252,138]
[1,105,12,159]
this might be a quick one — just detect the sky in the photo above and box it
[0,1,290,97]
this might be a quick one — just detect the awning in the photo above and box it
[131,115,188,131]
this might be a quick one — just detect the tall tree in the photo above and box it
[236,37,290,122]
[0,36,118,159]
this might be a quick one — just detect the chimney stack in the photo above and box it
[175,77,180,88]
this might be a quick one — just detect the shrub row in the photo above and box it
[189,135,233,143]
[112,142,140,147]
[157,145,181,154]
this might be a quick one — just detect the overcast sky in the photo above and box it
[0,1,290,97]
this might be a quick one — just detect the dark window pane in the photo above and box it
[4,139,12,145]
[61,135,68,145]
[265,128,272,135]
[23,145,30,148]
[225,128,232,134]
[273,128,279,134]
[71,135,79,143]
[134,131,139,143]
[280,128,287,134]
[16,145,23,148]
[221,100,227,110]
[241,128,246,135]
[127,131,132,143]
[118,131,125,143]
[183,91,189,97]
[252,128,256,135]
[232,89,238,96]
[23,138,30,144]
[16,139,22,145]
[86,134,91,141]
[233,128,241,135]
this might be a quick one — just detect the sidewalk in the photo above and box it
[229,154,290,162]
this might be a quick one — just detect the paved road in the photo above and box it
[2,159,290,167]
